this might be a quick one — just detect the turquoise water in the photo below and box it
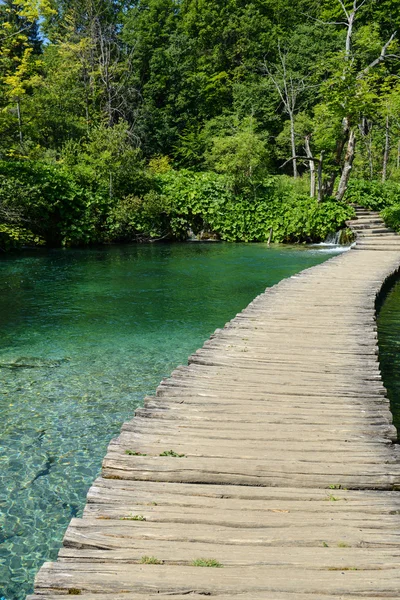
[0,242,344,599]
[377,278,400,434]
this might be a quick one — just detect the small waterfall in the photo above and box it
[324,230,342,245]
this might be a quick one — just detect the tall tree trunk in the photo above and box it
[367,133,373,180]
[317,152,324,203]
[325,122,349,196]
[289,112,297,178]
[360,117,373,179]
[304,135,315,197]
[336,129,356,201]
[382,115,390,183]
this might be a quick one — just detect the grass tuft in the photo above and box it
[140,555,163,564]
[191,558,223,568]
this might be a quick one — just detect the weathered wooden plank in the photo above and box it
[27,595,400,600]
[33,562,400,595]
[62,518,400,549]
[57,544,400,568]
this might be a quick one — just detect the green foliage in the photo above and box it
[381,204,400,233]
[161,171,353,243]
[205,122,270,194]
[106,192,171,242]
[0,223,44,249]
[1,0,399,249]
[108,170,354,244]
[0,160,108,246]
[191,558,223,568]
[345,179,400,211]
[148,155,173,174]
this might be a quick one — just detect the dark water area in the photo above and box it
[377,277,400,435]
[0,242,345,599]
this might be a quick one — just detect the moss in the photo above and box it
[159,450,185,457]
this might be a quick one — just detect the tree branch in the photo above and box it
[280,155,322,168]
[357,31,397,78]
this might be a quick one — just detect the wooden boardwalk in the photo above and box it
[29,208,400,599]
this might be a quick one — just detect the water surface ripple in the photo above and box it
[0,242,343,599]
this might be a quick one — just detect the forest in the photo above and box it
[0,0,400,248]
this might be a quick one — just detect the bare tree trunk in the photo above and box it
[317,152,324,203]
[382,115,390,183]
[290,112,297,178]
[367,133,373,179]
[336,129,356,201]
[325,118,350,196]
[360,117,373,179]
[304,135,315,197]
[345,5,355,60]
[16,98,23,150]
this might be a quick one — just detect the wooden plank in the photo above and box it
[33,562,400,595]
[62,518,400,549]
[57,544,400,568]
[27,595,400,600]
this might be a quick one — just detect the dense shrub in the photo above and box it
[0,160,110,246]
[0,161,355,248]
[0,224,44,250]
[345,179,400,211]
[109,170,354,243]
[381,205,400,233]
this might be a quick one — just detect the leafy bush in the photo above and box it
[0,159,355,248]
[345,179,400,211]
[0,160,120,246]
[0,224,44,250]
[108,170,354,243]
[107,192,171,241]
[381,204,400,233]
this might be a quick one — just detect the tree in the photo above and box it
[205,117,270,196]
[314,0,398,199]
